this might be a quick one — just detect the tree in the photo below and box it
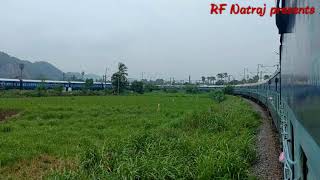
[211,76,216,84]
[215,80,224,85]
[206,76,210,84]
[223,73,228,81]
[201,76,206,84]
[54,85,64,96]
[229,80,240,85]
[111,63,128,94]
[185,85,199,94]
[155,79,164,85]
[85,79,94,89]
[252,75,259,83]
[131,81,144,94]
[217,73,223,81]
[19,63,24,79]
[207,76,216,84]
[81,71,85,81]
[36,80,46,97]
[264,75,270,80]
[81,79,94,94]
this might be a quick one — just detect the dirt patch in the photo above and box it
[0,109,19,122]
[243,98,283,180]
[0,155,76,180]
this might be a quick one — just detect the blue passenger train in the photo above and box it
[0,78,112,91]
[234,0,320,178]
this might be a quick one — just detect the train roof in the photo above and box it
[0,78,111,85]
[0,78,20,82]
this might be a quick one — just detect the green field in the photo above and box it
[0,94,260,179]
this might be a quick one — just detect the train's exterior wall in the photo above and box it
[234,74,320,178]
[0,79,111,91]
[280,0,320,179]
[282,0,320,147]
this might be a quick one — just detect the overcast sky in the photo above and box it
[0,0,279,81]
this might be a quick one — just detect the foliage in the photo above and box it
[201,76,206,84]
[53,85,64,96]
[35,81,46,97]
[209,90,226,103]
[144,84,159,92]
[131,81,144,94]
[215,80,224,85]
[223,85,234,95]
[0,95,260,179]
[162,88,178,93]
[111,63,128,94]
[185,85,199,94]
[85,79,94,89]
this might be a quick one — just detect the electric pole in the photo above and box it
[243,68,246,82]
[257,64,263,82]
[81,71,85,81]
[19,63,24,90]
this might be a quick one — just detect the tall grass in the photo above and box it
[0,94,260,179]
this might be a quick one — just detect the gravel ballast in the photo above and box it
[244,98,283,179]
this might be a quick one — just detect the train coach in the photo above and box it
[234,0,320,177]
[234,69,319,179]
[0,78,112,91]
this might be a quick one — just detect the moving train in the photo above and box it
[234,0,320,178]
[0,78,112,91]
[0,0,318,178]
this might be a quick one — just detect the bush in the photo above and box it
[36,84,46,97]
[185,85,199,94]
[144,84,159,92]
[223,85,234,95]
[209,90,226,103]
[163,88,178,93]
[131,81,144,94]
[53,85,64,96]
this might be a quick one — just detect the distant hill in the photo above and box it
[0,52,63,80]
[0,52,102,81]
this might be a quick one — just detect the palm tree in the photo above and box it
[207,77,210,84]
[217,73,223,81]
[81,71,85,81]
[223,73,228,82]
[201,76,206,84]
[211,76,216,84]
[111,62,128,94]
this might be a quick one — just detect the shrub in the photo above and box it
[209,90,226,103]
[131,81,144,94]
[36,84,46,97]
[53,85,64,96]
[163,88,178,93]
[144,84,159,92]
[185,85,199,94]
[223,85,234,95]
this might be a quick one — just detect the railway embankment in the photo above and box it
[244,99,283,179]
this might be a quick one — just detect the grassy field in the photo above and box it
[0,93,260,179]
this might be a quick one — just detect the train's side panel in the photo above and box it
[0,79,112,90]
[281,0,320,178]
